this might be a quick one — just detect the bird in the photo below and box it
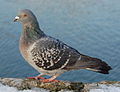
[14,9,112,82]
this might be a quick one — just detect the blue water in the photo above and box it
[0,0,119,82]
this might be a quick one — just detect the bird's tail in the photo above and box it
[70,55,112,74]
[81,55,112,74]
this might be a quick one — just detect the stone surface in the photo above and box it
[0,78,119,92]
[0,78,84,92]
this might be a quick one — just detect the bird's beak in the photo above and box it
[14,16,19,22]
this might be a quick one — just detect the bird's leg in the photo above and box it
[27,73,46,80]
[40,75,59,82]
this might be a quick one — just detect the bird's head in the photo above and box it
[14,9,38,25]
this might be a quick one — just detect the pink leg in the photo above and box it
[27,74,46,80]
[40,75,59,82]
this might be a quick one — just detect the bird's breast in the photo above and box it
[19,37,30,61]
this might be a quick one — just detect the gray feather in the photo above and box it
[30,36,80,70]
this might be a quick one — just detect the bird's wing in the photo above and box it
[30,36,111,74]
[30,36,81,70]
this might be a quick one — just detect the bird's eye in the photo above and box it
[23,14,27,17]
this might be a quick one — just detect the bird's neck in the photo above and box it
[20,22,45,46]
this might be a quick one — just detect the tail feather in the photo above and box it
[86,60,112,74]
[81,55,112,74]
[67,54,112,74]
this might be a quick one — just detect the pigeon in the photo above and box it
[14,9,112,82]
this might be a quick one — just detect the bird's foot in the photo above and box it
[27,76,46,80]
[40,79,59,83]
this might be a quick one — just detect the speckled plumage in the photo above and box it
[30,36,80,70]
[14,9,112,81]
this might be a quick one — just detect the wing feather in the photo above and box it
[30,36,80,70]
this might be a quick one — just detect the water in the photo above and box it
[0,0,119,82]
